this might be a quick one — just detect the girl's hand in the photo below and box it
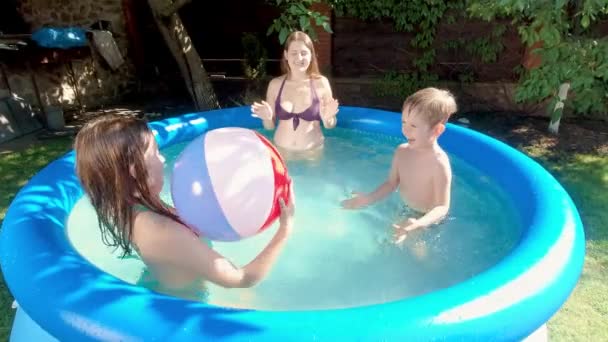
[320,96,339,121]
[277,182,296,237]
[252,101,273,121]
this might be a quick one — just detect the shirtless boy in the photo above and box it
[341,87,458,244]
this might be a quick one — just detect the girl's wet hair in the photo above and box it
[280,31,321,78]
[74,115,182,257]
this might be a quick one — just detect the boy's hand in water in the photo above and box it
[341,191,369,209]
[392,218,419,244]
[251,101,273,121]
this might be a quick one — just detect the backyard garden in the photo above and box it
[1,0,606,340]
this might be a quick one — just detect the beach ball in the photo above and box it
[171,127,291,241]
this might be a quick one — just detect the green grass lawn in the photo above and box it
[0,136,606,341]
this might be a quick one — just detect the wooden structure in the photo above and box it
[145,0,218,110]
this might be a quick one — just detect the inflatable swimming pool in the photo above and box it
[1,106,585,341]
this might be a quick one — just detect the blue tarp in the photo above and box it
[31,27,87,49]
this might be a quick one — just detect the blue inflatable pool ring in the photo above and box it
[0,106,585,341]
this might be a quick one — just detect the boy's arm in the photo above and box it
[342,150,400,209]
[365,158,399,204]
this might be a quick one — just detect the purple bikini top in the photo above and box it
[275,77,321,130]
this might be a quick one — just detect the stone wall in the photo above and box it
[0,0,135,114]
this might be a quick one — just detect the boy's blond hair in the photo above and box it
[403,87,457,127]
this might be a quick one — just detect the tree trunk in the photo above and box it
[548,83,570,135]
[146,0,218,110]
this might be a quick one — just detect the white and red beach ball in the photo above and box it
[171,127,291,241]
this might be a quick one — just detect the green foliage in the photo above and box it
[517,38,608,115]
[266,0,332,44]
[267,0,608,116]
[468,0,608,116]
[331,0,465,49]
[329,0,466,72]
[327,0,503,96]
[241,32,267,80]
[375,71,439,98]
[444,25,506,64]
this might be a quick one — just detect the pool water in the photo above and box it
[67,127,522,310]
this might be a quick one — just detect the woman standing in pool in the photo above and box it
[251,31,339,153]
